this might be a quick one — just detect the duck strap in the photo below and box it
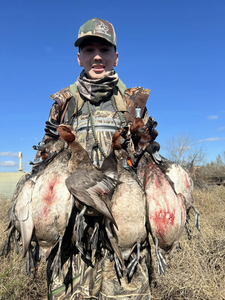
[110,94,127,127]
[91,141,100,168]
[86,100,107,159]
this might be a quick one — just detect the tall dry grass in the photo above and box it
[0,186,224,299]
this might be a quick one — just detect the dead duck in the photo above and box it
[103,129,147,279]
[1,127,78,285]
[30,125,88,256]
[144,157,187,275]
[130,115,200,236]
[0,133,66,254]
[30,140,76,285]
[0,136,68,274]
[130,117,187,275]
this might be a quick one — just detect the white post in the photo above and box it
[18,152,23,172]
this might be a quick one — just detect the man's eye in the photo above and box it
[84,48,93,52]
[101,47,110,52]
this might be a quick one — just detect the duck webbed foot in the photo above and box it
[168,242,182,260]
[44,121,59,138]
[105,219,124,278]
[145,141,160,155]
[45,120,59,131]
[32,142,46,152]
[152,151,162,164]
[29,151,57,166]
[185,220,192,240]
[114,253,123,278]
[155,238,167,275]
[42,151,58,164]
[50,236,63,282]
[24,243,40,276]
[29,157,44,166]
[192,205,201,231]
[127,242,141,279]
[0,225,15,257]
[25,250,33,276]
[90,220,99,264]
[75,206,91,264]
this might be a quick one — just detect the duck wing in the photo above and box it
[1,172,33,257]
[100,150,118,180]
[8,173,31,222]
[15,179,35,257]
[65,167,118,228]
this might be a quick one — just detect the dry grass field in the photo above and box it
[0,186,224,300]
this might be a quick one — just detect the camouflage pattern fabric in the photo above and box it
[76,70,118,104]
[49,249,151,300]
[49,87,73,123]
[47,85,150,127]
[49,254,103,300]
[74,110,121,166]
[100,249,151,300]
[74,18,117,48]
[124,87,150,124]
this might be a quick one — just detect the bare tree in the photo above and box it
[201,158,225,184]
[223,151,225,163]
[187,144,207,171]
[216,153,225,166]
[162,132,207,171]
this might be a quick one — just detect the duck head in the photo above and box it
[57,124,76,145]
[130,117,158,156]
[111,127,130,150]
[111,127,132,169]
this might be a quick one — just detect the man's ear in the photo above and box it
[77,53,83,67]
[114,52,119,67]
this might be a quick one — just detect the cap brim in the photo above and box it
[74,34,116,47]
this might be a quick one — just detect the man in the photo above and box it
[42,18,152,300]
[43,18,150,167]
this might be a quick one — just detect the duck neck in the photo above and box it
[101,149,117,171]
[68,140,90,172]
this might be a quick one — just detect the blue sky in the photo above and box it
[0,0,224,172]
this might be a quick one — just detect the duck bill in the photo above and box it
[120,138,130,147]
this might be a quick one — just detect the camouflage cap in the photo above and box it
[74,18,117,48]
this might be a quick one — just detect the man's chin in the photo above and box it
[88,70,106,79]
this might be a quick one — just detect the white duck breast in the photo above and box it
[111,165,147,260]
[162,161,194,209]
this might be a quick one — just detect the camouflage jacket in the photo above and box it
[43,81,150,165]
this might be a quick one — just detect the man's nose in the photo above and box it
[93,53,102,61]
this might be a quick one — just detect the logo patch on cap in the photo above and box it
[96,21,110,37]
